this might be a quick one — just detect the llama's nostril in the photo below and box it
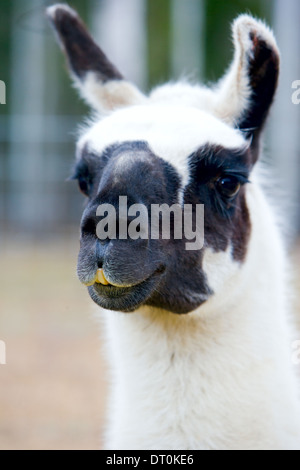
[156,265,166,275]
[81,216,96,236]
[96,240,105,268]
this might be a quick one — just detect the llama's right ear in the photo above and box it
[215,15,280,163]
[46,4,146,113]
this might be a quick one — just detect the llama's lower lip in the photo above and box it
[88,268,164,312]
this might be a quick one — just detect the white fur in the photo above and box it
[47,3,77,20]
[78,73,147,114]
[78,105,247,193]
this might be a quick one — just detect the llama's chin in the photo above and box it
[87,271,162,313]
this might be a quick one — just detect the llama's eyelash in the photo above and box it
[221,169,250,185]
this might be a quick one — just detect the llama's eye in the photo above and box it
[216,176,241,198]
[78,176,89,196]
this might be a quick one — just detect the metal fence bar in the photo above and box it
[89,0,147,90]
[171,0,204,81]
[270,0,300,237]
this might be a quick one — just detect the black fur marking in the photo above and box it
[236,32,280,162]
[47,7,123,82]
[76,141,251,313]
[186,145,251,262]
[71,142,121,198]
[76,140,212,314]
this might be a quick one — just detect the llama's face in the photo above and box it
[48,5,279,314]
[74,106,250,313]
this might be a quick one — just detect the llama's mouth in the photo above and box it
[87,267,165,312]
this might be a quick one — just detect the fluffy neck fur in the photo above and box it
[101,182,300,450]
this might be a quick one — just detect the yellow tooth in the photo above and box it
[96,269,110,286]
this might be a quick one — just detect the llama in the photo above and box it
[47,4,300,450]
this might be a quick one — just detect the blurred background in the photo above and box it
[0,0,299,450]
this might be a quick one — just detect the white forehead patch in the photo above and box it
[78,105,247,187]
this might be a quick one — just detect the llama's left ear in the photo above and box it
[46,4,146,113]
[215,15,280,163]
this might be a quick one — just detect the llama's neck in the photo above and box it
[103,290,299,450]
[102,186,300,450]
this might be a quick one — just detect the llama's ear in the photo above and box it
[46,4,146,113]
[215,15,280,162]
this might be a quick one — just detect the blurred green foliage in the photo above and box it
[146,0,271,86]
[204,0,271,82]
[147,0,171,88]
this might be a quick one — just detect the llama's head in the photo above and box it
[47,5,279,314]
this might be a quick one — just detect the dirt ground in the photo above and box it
[0,239,108,450]
[0,239,300,450]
